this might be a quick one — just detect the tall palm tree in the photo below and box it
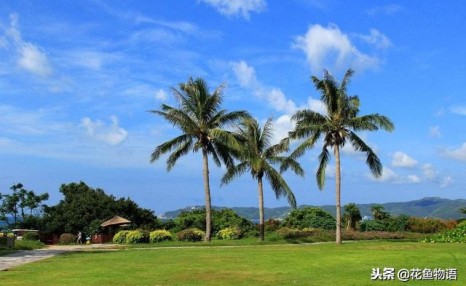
[221,118,303,241]
[287,69,394,244]
[149,77,249,241]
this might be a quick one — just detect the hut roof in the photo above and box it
[100,216,131,227]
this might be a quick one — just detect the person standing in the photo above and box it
[77,231,82,244]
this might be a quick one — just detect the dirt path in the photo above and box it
[0,244,120,271]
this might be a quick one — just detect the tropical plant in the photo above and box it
[216,227,242,240]
[371,204,390,221]
[149,230,173,243]
[149,77,249,241]
[282,207,336,230]
[176,228,205,242]
[343,203,362,231]
[221,118,303,241]
[285,69,394,243]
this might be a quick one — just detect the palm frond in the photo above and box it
[264,164,297,208]
[316,146,330,190]
[348,131,382,177]
[150,134,192,162]
[166,138,194,171]
[221,161,249,185]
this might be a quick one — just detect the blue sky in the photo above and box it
[0,1,465,215]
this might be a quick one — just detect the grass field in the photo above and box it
[0,241,464,285]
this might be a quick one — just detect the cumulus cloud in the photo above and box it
[293,24,382,73]
[366,4,403,16]
[200,0,266,19]
[81,116,128,145]
[422,163,437,180]
[444,142,466,162]
[371,168,420,184]
[155,89,168,101]
[3,13,52,77]
[391,151,418,168]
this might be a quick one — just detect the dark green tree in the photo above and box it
[43,182,159,235]
[370,204,390,221]
[221,118,303,241]
[286,69,394,243]
[149,77,249,241]
[343,203,362,231]
[282,207,336,230]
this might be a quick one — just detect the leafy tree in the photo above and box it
[149,77,249,241]
[221,118,303,241]
[371,204,390,221]
[282,207,336,230]
[0,183,49,228]
[460,208,466,215]
[286,69,394,243]
[173,208,254,235]
[42,182,159,235]
[343,203,362,231]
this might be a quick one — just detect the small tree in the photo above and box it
[371,204,390,221]
[343,203,362,231]
[0,183,49,228]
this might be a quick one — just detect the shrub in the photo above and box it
[22,232,40,241]
[14,239,45,250]
[264,219,281,232]
[407,217,452,233]
[276,227,317,239]
[176,228,205,242]
[360,220,386,231]
[217,227,242,240]
[149,230,173,243]
[113,230,130,244]
[422,222,466,243]
[59,233,77,244]
[282,207,336,230]
[125,230,149,243]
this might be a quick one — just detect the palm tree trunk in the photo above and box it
[334,145,342,244]
[257,177,265,241]
[202,149,212,242]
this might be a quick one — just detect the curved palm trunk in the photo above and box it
[257,177,265,241]
[334,145,342,244]
[202,149,212,242]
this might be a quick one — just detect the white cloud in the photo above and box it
[422,163,437,180]
[358,29,392,49]
[450,105,466,115]
[200,0,266,19]
[81,116,128,145]
[440,176,454,188]
[306,97,327,115]
[293,24,380,73]
[444,142,466,161]
[367,5,403,16]
[429,126,441,138]
[374,167,398,182]
[4,13,52,77]
[270,114,293,144]
[267,88,298,114]
[391,151,418,168]
[407,175,421,183]
[155,89,168,101]
[232,60,258,88]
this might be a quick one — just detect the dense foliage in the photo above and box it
[149,230,173,243]
[282,207,336,230]
[176,228,205,242]
[173,208,254,234]
[59,233,77,244]
[216,227,242,240]
[42,182,160,236]
[422,221,466,243]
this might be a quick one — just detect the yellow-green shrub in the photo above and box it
[113,230,130,244]
[217,227,242,240]
[149,230,173,243]
[125,230,149,243]
[176,228,205,242]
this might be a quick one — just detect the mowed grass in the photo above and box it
[0,241,464,285]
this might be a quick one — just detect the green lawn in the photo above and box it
[0,241,464,285]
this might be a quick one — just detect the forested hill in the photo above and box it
[162,197,466,220]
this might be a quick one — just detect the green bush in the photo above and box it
[360,220,386,231]
[264,219,281,232]
[22,232,40,241]
[422,222,466,243]
[176,228,205,242]
[125,230,149,243]
[282,207,336,230]
[407,217,451,233]
[59,233,77,244]
[113,230,130,244]
[276,227,317,239]
[14,239,45,250]
[217,227,242,240]
[149,230,173,243]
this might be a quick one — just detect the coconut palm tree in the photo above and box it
[343,203,362,230]
[221,118,303,241]
[371,204,390,221]
[286,69,394,244]
[149,77,250,241]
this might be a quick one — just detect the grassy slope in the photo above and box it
[0,242,464,285]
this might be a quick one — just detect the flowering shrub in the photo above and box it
[125,230,149,243]
[276,227,317,239]
[59,233,77,244]
[176,228,205,242]
[217,227,242,240]
[149,230,173,243]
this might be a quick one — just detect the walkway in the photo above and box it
[0,244,119,271]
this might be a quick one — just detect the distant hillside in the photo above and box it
[162,197,466,221]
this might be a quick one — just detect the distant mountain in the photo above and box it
[162,197,466,221]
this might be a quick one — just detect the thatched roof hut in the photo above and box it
[100,216,131,227]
